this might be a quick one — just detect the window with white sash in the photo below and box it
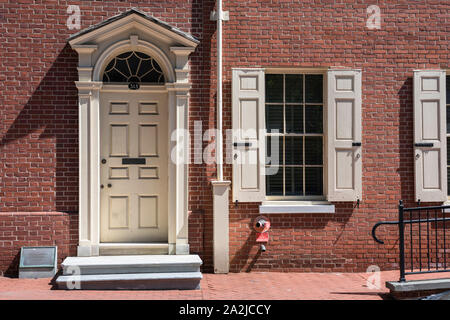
[231,68,362,203]
[265,73,324,199]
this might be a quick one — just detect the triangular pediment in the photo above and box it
[68,8,199,47]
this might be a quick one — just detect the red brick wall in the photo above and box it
[0,0,449,275]
[219,0,450,273]
[0,2,203,213]
[0,0,207,275]
[0,212,78,276]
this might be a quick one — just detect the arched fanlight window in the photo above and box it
[102,51,165,83]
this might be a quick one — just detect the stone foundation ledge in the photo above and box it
[386,278,450,299]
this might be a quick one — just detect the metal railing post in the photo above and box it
[399,200,406,282]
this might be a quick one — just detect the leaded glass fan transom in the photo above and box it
[102,51,165,83]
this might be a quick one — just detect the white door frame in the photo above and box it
[69,14,197,256]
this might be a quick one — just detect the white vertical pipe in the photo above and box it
[213,0,230,274]
[216,0,224,181]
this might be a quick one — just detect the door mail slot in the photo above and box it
[415,143,434,148]
[122,158,146,165]
[233,142,252,147]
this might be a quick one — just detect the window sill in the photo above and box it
[259,201,335,214]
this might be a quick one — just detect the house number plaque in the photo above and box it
[128,82,140,90]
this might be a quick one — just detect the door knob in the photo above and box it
[101,159,107,164]
[107,183,112,188]
[100,184,104,189]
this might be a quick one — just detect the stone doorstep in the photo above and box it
[62,254,202,274]
[62,255,203,266]
[55,272,202,290]
[56,255,203,290]
[58,272,203,281]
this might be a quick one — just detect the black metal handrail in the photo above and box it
[372,218,450,244]
[372,200,450,282]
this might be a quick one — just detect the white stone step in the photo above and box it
[61,255,202,275]
[56,272,202,290]
[99,243,169,255]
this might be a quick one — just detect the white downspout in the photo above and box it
[211,0,230,274]
[216,0,224,181]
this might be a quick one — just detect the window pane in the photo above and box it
[447,76,450,105]
[305,137,323,165]
[447,106,450,134]
[104,68,127,82]
[448,167,450,196]
[138,59,153,77]
[266,167,283,195]
[266,136,283,166]
[266,105,283,133]
[285,136,303,165]
[266,74,283,103]
[448,137,450,165]
[285,167,303,195]
[286,105,303,133]
[115,58,132,78]
[127,53,140,74]
[305,167,323,195]
[305,105,323,133]
[285,74,303,103]
[265,73,325,199]
[141,70,163,83]
[305,75,323,103]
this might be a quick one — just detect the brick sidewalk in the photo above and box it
[2,270,450,300]
[0,270,406,300]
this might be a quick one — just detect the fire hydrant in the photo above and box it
[253,216,270,252]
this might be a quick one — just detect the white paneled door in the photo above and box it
[100,91,168,243]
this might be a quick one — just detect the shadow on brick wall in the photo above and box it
[187,0,216,273]
[0,44,79,276]
[398,77,415,207]
[0,44,79,213]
